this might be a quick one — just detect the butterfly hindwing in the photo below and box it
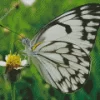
[31,3,100,54]
[31,41,90,93]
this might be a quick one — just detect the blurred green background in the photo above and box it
[0,0,100,100]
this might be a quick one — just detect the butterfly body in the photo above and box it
[22,3,100,93]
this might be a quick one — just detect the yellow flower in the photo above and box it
[0,53,28,72]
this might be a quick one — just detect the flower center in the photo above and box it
[6,54,21,68]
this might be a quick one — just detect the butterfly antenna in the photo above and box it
[0,24,25,40]
[0,2,25,40]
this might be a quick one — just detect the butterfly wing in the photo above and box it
[31,41,90,93]
[29,4,100,93]
[31,3,100,54]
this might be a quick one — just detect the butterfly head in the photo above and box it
[21,38,34,63]
[21,38,32,54]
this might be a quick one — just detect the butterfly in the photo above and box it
[21,3,100,93]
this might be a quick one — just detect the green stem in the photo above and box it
[11,83,16,100]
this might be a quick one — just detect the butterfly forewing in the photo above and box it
[31,3,100,54]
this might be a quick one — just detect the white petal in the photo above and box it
[21,60,28,66]
[5,55,8,61]
[0,61,6,67]
[14,67,23,70]
[21,0,35,6]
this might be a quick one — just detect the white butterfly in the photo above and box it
[21,3,100,93]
